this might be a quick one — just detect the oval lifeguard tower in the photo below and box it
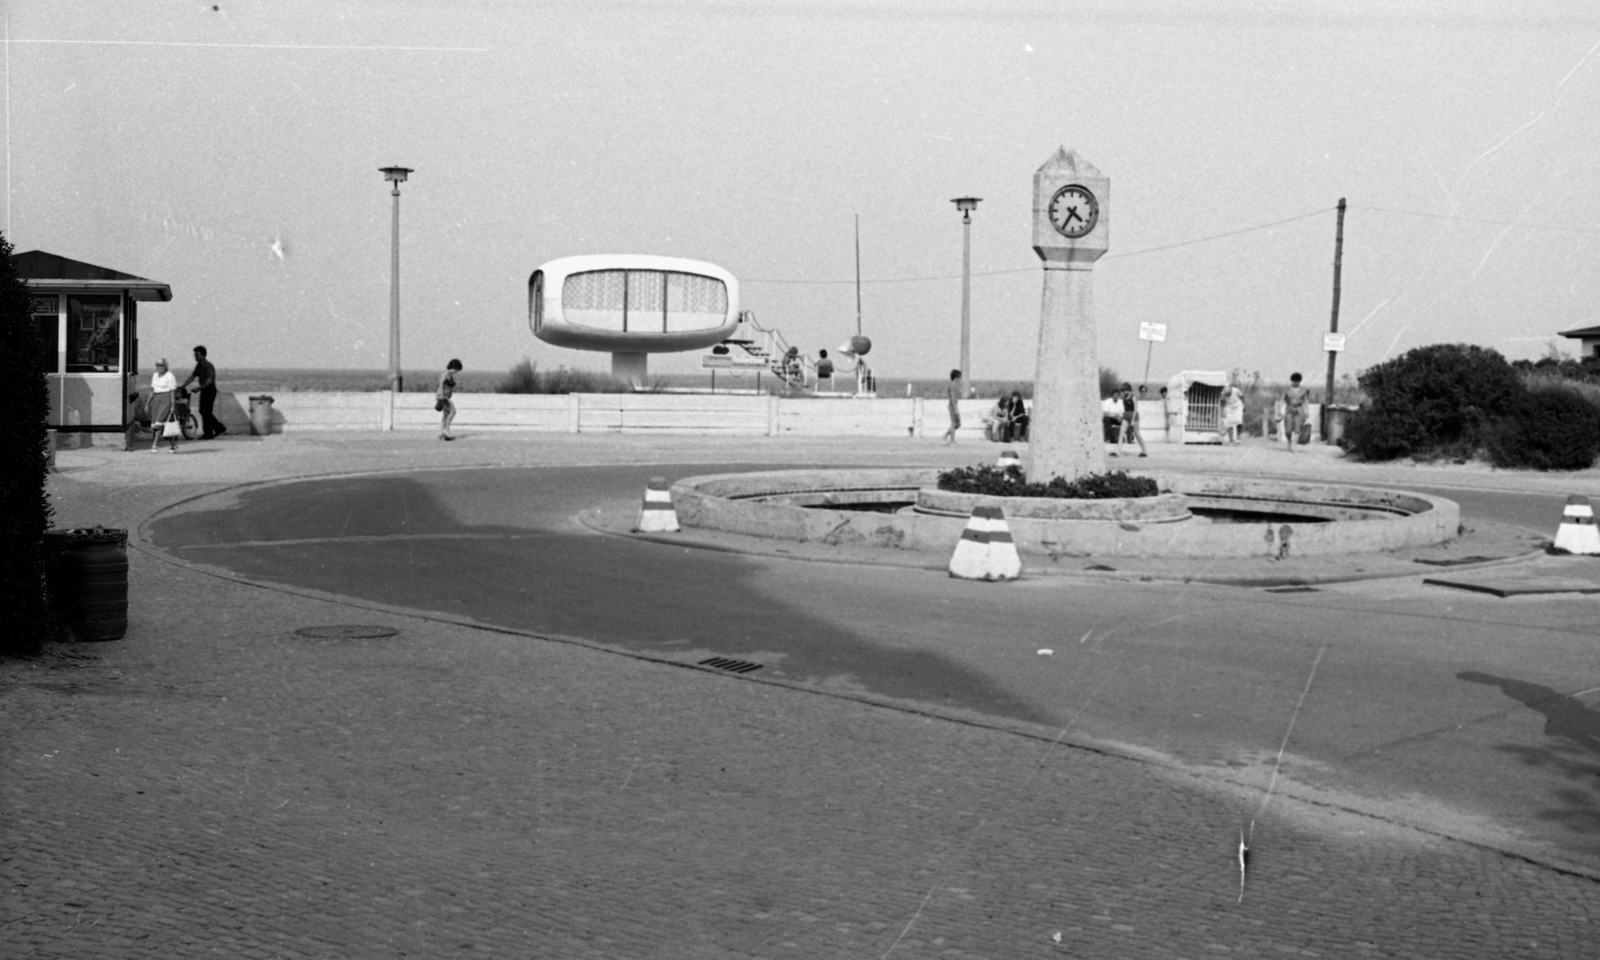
[529,255,740,384]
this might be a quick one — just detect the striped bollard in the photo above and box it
[948,505,1022,581]
[997,448,1021,471]
[635,477,680,533]
[1552,495,1599,555]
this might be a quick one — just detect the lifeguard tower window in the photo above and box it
[562,269,728,334]
[32,296,60,373]
[66,295,121,373]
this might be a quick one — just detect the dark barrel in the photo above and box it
[44,527,129,642]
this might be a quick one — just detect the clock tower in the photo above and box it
[1027,147,1110,481]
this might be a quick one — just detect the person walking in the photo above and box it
[942,369,963,444]
[180,345,226,439]
[1222,379,1245,445]
[437,359,462,440]
[148,358,181,453]
[1282,372,1309,452]
[1112,383,1147,457]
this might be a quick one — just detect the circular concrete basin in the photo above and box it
[670,468,1460,559]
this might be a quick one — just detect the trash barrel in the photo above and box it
[44,527,128,641]
[249,394,275,436]
[1323,404,1357,445]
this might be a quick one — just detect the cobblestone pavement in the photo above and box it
[4,433,1597,957]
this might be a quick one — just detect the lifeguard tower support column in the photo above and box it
[1026,147,1109,482]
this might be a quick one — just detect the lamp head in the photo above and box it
[380,166,414,184]
[951,197,981,218]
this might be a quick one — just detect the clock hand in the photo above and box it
[1065,209,1083,225]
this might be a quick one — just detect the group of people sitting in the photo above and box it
[983,391,1030,442]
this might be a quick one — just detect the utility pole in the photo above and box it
[380,166,414,393]
[1325,198,1346,416]
[951,197,980,389]
[854,214,862,337]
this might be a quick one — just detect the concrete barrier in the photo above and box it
[223,392,1231,440]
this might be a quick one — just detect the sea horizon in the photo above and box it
[218,366,1056,399]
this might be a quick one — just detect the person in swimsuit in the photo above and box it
[437,359,462,440]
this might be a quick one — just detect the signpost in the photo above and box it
[1139,321,1167,388]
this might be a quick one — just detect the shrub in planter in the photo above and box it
[1346,343,1524,461]
[938,465,1159,499]
[1485,387,1600,471]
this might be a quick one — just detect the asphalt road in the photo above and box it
[148,461,1600,871]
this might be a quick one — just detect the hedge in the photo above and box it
[1485,387,1600,471]
[0,233,55,657]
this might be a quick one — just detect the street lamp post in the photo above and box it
[380,166,414,393]
[951,197,981,389]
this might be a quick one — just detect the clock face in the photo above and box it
[1048,184,1099,239]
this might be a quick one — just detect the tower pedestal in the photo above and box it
[1026,263,1106,481]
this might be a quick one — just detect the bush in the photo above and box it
[495,359,642,394]
[0,233,54,657]
[1485,387,1600,470]
[1512,354,1600,384]
[938,464,1159,499]
[1344,343,1524,461]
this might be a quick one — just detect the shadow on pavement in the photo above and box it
[1458,670,1600,835]
[150,471,1053,727]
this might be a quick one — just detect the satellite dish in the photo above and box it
[836,341,857,358]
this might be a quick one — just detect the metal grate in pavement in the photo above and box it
[293,625,400,640]
[698,656,763,674]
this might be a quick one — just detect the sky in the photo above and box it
[6,0,1600,386]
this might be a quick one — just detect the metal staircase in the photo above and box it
[719,312,809,388]
[712,311,877,395]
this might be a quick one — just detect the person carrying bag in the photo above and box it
[149,359,181,454]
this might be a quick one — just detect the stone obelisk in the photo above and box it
[1026,147,1109,482]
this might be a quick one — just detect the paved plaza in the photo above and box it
[4,431,1598,958]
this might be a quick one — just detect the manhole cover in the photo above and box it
[1414,556,1498,567]
[699,656,763,675]
[293,625,400,640]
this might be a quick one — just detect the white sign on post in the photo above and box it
[1139,321,1168,343]
[1324,333,1347,353]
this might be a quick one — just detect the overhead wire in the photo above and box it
[741,202,1599,289]
[742,206,1334,286]
[1348,203,1600,235]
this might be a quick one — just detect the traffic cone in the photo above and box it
[948,505,1022,581]
[997,448,1020,470]
[1551,495,1599,555]
[635,477,680,533]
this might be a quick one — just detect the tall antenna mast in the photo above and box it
[854,214,863,337]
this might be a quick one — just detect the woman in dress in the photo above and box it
[1222,379,1245,445]
[148,358,180,453]
[437,359,463,441]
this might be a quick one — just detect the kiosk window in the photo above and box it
[31,295,60,373]
[66,295,121,372]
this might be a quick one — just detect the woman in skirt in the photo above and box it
[148,358,180,453]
